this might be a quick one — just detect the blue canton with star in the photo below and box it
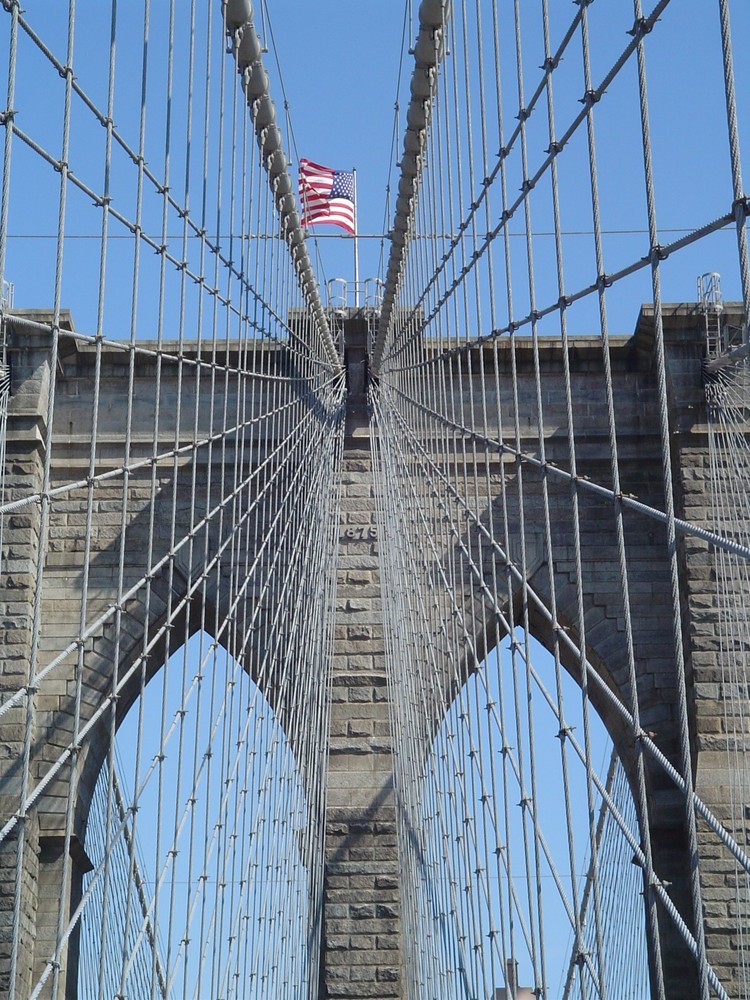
[331,171,354,200]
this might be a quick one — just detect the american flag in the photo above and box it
[299,158,356,235]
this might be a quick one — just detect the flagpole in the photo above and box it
[353,167,360,308]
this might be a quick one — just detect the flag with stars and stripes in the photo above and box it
[299,159,356,234]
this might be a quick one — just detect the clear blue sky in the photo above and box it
[262,0,750,329]
[1,0,748,336]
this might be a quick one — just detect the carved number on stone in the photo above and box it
[344,527,377,541]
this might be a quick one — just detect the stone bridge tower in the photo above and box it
[0,304,747,999]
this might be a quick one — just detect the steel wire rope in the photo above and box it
[534,2,597,990]
[3,3,749,997]
[373,381,732,996]
[375,0,675,369]
[4,4,337,356]
[373,2,749,996]
[378,1,413,283]
[382,362,750,884]
[254,0,329,300]
[372,407,487,997]
[459,4,512,991]
[0,0,346,992]
[377,375,750,564]
[0,388,341,736]
[162,0,202,980]
[372,385,612,997]
[705,361,750,998]
[442,27,492,986]
[717,0,750,336]
[401,406,736,996]
[509,2,587,991]
[621,0,713,993]
[376,381,576,961]
[376,318,465,983]
[104,180,340,1000]
[382,376,548,992]
[7,0,76,993]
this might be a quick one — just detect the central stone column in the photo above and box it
[320,314,404,999]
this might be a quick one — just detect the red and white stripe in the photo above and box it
[299,158,355,235]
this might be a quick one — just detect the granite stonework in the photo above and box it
[1,305,747,998]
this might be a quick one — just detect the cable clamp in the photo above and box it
[541,55,559,73]
[580,88,601,108]
[0,108,16,126]
[628,16,654,39]
[596,272,611,292]
[651,875,671,889]
[516,106,530,123]
[649,243,668,264]
[732,194,749,219]
[547,139,562,155]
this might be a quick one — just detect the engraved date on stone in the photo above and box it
[344,526,377,541]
